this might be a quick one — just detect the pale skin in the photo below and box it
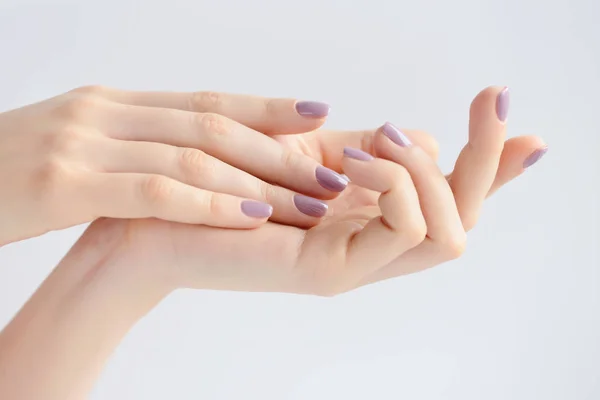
[0,86,547,399]
[0,86,349,246]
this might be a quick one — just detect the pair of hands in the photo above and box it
[0,85,547,296]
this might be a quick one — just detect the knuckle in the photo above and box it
[139,175,173,205]
[189,91,224,113]
[421,131,440,159]
[194,112,230,137]
[403,218,427,247]
[55,94,105,122]
[31,157,71,202]
[44,125,85,157]
[462,215,478,233]
[70,85,108,97]
[359,130,376,154]
[280,148,299,170]
[262,97,276,118]
[256,180,278,204]
[179,148,211,183]
[439,232,467,260]
[207,192,224,217]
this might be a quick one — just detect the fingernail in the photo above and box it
[382,122,412,147]
[241,200,273,218]
[293,195,328,218]
[496,87,510,122]
[343,147,374,161]
[523,146,548,168]
[295,101,330,118]
[316,166,348,192]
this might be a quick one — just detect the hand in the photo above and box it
[0,86,548,399]
[72,86,548,295]
[0,87,348,245]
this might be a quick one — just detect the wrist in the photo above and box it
[0,219,174,400]
[60,218,177,301]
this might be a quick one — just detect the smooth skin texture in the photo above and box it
[0,86,548,399]
[0,87,348,246]
[111,85,544,290]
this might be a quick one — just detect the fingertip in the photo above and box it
[240,200,273,219]
[487,136,547,197]
[293,194,329,218]
[281,100,329,132]
[523,145,548,169]
[471,85,507,106]
[371,123,413,162]
[470,86,509,120]
[315,165,349,193]
[343,147,374,161]
[264,100,329,135]
[501,135,547,170]
[341,147,375,183]
[295,100,331,119]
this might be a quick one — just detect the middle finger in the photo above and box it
[99,104,349,199]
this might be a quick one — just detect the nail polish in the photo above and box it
[496,87,510,122]
[382,122,412,147]
[315,166,348,192]
[295,101,331,118]
[523,146,548,168]
[343,147,374,161]
[241,201,273,218]
[293,195,328,218]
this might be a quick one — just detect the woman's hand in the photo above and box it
[0,87,348,245]
[0,87,548,400]
[71,86,548,295]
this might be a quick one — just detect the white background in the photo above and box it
[1,0,599,399]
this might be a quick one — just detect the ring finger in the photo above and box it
[92,138,331,227]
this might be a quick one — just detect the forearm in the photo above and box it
[0,223,172,400]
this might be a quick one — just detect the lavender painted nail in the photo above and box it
[295,101,331,118]
[496,87,510,122]
[382,122,412,147]
[523,146,548,168]
[293,195,328,218]
[241,201,273,218]
[343,147,374,161]
[316,166,348,192]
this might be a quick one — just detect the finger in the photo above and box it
[487,136,548,197]
[95,87,329,135]
[373,122,465,245]
[102,105,348,199]
[93,139,328,227]
[307,127,439,172]
[340,148,426,271]
[80,173,272,228]
[362,135,548,287]
[448,86,509,231]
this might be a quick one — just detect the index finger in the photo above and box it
[81,86,330,135]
